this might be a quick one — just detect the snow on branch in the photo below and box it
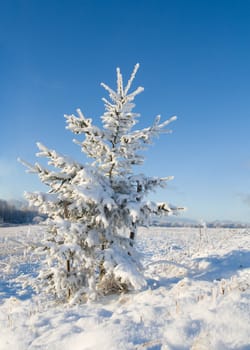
[142,201,185,218]
[65,109,111,162]
[65,109,104,137]
[124,63,140,95]
[121,115,177,147]
[101,63,143,104]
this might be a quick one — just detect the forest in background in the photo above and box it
[0,199,42,225]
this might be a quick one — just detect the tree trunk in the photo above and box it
[66,259,71,299]
[129,231,135,246]
[129,222,136,247]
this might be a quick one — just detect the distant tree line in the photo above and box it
[0,199,44,224]
[152,219,250,229]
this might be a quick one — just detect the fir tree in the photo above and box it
[20,64,182,303]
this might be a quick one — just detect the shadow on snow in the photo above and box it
[0,262,39,301]
[146,249,250,290]
[191,249,250,281]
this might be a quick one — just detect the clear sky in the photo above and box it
[1,0,250,222]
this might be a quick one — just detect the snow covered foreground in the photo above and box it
[0,225,250,350]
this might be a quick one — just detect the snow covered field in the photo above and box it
[0,225,250,349]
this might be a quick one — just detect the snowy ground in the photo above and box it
[0,225,250,350]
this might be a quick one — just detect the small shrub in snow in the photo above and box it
[20,64,182,303]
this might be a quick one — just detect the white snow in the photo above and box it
[0,224,250,349]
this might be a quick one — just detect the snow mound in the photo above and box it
[0,225,250,349]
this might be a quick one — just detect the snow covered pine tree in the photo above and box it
[20,64,182,303]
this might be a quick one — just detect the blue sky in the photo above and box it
[1,0,250,222]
